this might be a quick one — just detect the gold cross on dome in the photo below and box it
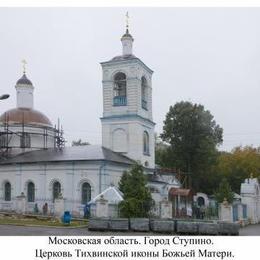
[126,11,129,29]
[22,59,27,74]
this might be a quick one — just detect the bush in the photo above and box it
[119,163,153,218]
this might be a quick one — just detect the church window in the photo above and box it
[81,182,91,204]
[141,76,148,110]
[0,134,7,148]
[113,72,127,106]
[20,133,31,148]
[52,181,61,202]
[143,131,150,155]
[4,182,11,201]
[27,182,35,202]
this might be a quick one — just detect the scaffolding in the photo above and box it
[0,113,65,158]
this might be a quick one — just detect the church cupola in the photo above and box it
[120,12,134,56]
[15,60,34,109]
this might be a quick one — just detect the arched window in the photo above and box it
[143,131,149,155]
[141,76,148,110]
[27,182,35,202]
[113,72,127,106]
[52,181,61,202]
[4,182,11,201]
[197,197,205,207]
[81,182,91,204]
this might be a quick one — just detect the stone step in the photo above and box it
[88,218,110,231]
[88,218,240,235]
[198,222,219,235]
[130,218,150,232]
[110,218,129,231]
[176,221,199,235]
[150,219,175,233]
[218,222,240,235]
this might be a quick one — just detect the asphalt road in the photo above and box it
[0,224,260,236]
[239,224,260,236]
[0,224,149,236]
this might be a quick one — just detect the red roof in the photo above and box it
[169,188,193,197]
[0,108,52,127]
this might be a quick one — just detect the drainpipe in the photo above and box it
[18,164,22,196]
[72,161,75,203]
[99,161,106,193]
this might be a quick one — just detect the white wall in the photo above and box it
[102,118,155,168]
[240,178,260,224]
[16,85,34,109]
[0,160,130,216]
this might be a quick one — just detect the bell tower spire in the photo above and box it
[121,12,134,56]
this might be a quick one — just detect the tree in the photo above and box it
[214,178,234,204]
[155,135,173,167]
[118,163,153,218]
[71,139,90,146]
[160,101,223,192]
[214,146,260,193]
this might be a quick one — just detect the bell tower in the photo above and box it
[100,14,155,168]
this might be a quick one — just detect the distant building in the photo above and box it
[0,23,180,216]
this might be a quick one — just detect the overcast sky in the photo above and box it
[0,8,260,151]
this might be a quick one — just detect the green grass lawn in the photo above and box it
[0,217,88,227]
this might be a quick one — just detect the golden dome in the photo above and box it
[0,108,52,127]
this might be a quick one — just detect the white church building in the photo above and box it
[0,25,180,216]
